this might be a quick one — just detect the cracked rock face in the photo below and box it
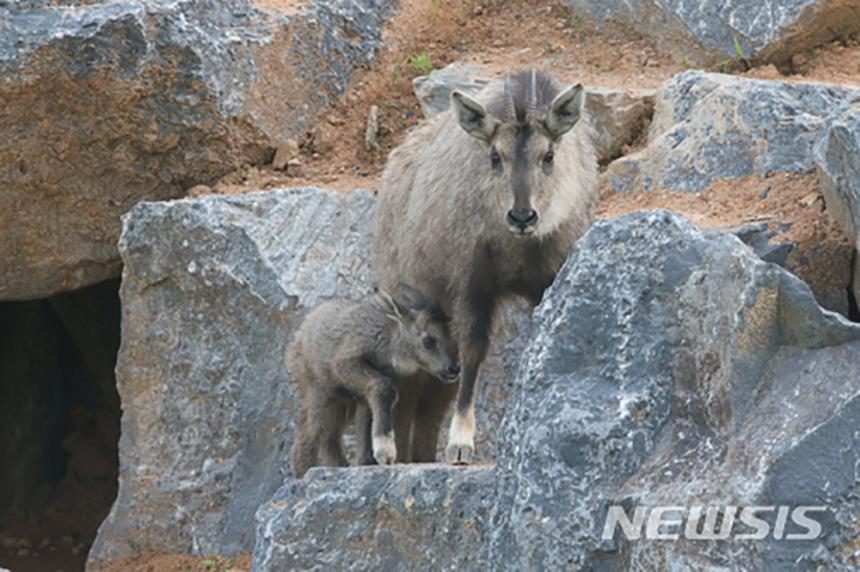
[565,0,860,66]
[491,210,860,570]
[602,72,858,317]
[0,0,394,300]
[87,187,377,566]
[815,101,860,313]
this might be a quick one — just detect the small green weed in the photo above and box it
[408,52,433,75]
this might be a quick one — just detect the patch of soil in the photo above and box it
[201,1,860,198]
[746,34,860,84]
[597,171,853,310]
[251,0,308,14]
[0,473,115,572]
[596,172,842,245]
[101,554,251,572]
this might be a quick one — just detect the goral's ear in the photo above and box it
[452,91,499,142]
[544,83,583,139]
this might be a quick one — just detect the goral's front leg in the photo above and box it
[446,403,476,464]
[446,294,490,464]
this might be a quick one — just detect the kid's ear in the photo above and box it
[374,287,410,324]
[396,282,428,310]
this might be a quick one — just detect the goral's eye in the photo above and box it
[422,335,437,350]
[490,149,501,167]
[543,149,554,165]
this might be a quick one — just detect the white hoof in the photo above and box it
[372,433,397,465]
[445,442,474,465]
[446,407,476,464]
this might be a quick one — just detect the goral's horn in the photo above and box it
[503,72,516,122]
[526,69,538,121]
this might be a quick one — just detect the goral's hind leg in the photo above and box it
[411,377,457,462]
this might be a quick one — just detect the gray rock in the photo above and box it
[491,210,860,570]
[815,101,860,312]
[254,465,495,571]
[565,0,860,66]
[586,86,655,163]
[605,71,859,195]
[0,0,395,300]
[88,186,518,568]
[412,63,655,163]
[413,64,493,118]
[88,187,377,566]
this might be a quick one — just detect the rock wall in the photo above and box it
[565,0,860,66]
[254,210,860,571]
[0,0,395,301]
[88,188,377,565]
[491,210,860,570]
[254,466,495,571]
[605,71,860,195]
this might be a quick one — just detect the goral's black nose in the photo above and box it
[447,364,461,376]
[507,209,538,227]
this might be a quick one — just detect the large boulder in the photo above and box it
[254,466,495,571]
[565,0,860,66]
[88,186,519,568]
[87,187,376,567]
[252,211,860,570]
[491,210,860,570]
[0,0,394,300]
[815,101,860,313]
[412,63,655,163]
[605,72,859,195]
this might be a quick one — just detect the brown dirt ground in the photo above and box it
[198,0,860,197]
[197,0,686,195]
[744,34,860,84]
[0,460,117,572]
[597,172,832,239]
[251,0,308,14]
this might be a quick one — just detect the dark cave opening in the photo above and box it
[0,279,121,572]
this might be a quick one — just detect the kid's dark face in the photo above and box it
[410,312,460,383]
